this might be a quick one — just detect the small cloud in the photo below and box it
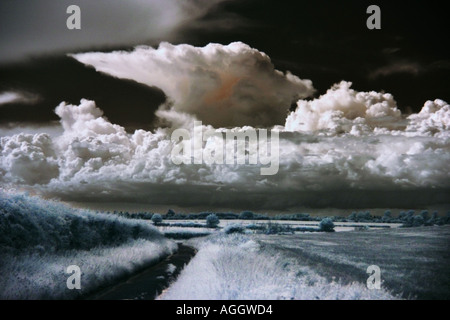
[369,61,422,80]
[0,91,40,106]
[381,47,401,55]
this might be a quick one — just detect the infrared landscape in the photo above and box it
[0,0,449,301]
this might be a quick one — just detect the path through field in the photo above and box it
[85,244,196,300]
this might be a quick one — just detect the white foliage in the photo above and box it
[0,191,177,299]
[159,234,397,300]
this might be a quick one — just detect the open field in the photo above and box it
[159,233,396,300]
[255,226,450,299]
[155,219,401,233]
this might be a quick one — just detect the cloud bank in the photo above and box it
[1,43,449,210]
[0,0,233,63]
[72,42,314,128]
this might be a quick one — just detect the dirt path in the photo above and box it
[85,244,196,300]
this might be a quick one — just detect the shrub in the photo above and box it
[245,224,266,231]
[151,214,163,225]
[206,214,220,228]
[0,191,166,253]
[223,224,246,234]
[319,218,335,232]
[265,223,293,235]
[239,211,254,220]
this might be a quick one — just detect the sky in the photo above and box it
[0,0,449,212]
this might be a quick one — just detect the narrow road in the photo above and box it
[85,244,196,300]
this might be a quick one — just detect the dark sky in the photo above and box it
[1,0,449,131]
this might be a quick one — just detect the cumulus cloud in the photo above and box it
[0,123,63,139]
[285,81,402,135]
[1,95,449,209]
[0,91,39,106]
[406,99,450,137]
[0,133,59,184]
[72,42,315,128]
[1,43,449,210]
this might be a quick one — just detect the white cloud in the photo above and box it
[369,61,422,79]
[0,0,234,63]
[72,42,315,128]
[0,123,62,138]
[1,95,449,209]
[0,91,39,106]
[0,133,59,184]
[285,81,402,135]
[1,43,449,209]
[406,99,450,137]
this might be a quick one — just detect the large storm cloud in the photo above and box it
[1,43,449,210]
[72,42,314,128]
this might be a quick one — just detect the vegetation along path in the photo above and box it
[85,243,196,300]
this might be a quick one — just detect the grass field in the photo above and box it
[159,234,396,300]
[256,226,450,299]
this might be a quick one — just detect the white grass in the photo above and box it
[0,239,175,299]
[0,191,177,299]
[159,234,397,300]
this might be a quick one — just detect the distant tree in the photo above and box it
[424,211,439,226]
[412,215,425,227]
[151,214,163,225]
[420,210,429,220]
[166,209,176,218]
[348,212,357,221]
[402,214,426,228]
[356,211,372,221]
[239,211,254,220]
[319,218,335,232]
[399,211,407,220]
[206,214,220,228]
[382,210,392,222]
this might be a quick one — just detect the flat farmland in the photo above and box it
[255,226,450,299]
